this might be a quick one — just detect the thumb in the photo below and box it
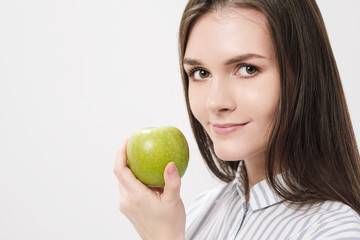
[162,162,181,203]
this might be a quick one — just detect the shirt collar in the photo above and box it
[233,160,284,211]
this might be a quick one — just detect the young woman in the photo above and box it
[114,0,360,239]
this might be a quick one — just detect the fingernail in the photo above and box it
[168,162,177,176]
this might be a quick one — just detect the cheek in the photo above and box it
[256,96,278,122]
[249,75,279,117]
[188,86,206,122]
[263,86,279,121]
[252,87,279,138]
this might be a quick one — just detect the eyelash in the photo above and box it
[187,67,207,77]
[186,64,260,80]
[236,64,260,78]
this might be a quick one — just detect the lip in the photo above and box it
[211,122,249,135]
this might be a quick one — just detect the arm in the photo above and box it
[113,139,186,240]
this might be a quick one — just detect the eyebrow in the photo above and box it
[183,53,266,66]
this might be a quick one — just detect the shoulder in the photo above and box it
[186,184,225,217]
[185,182,231,228]
[291,201,360,239]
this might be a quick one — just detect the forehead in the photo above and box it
[184,8,274,60]
[210,7,267,29]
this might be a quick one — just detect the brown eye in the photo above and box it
[246,66,257,74]
[194,69,210,80]
[238,65,258,77]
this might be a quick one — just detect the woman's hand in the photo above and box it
[113,139,185,240]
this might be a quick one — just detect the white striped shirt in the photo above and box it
[186,161,360,239]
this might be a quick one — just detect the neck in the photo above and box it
[243,152,267,202]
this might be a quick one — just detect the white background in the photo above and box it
[0,0,359,239]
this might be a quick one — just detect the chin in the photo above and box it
[213,141,266,162]
[213,146,245,161]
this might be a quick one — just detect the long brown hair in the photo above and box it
[179,0,360,214]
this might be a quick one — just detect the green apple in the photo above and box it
[126,126,189,187]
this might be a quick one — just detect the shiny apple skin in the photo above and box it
[127,126,189,187]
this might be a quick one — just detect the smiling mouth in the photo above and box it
[211,123,249,135]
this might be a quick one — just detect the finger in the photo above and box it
[114,140,131,195]
[117,181,127,196]
[113,139,136,188]
[113,139,157,195]
[161,162,181,204]
[114,139,128,171]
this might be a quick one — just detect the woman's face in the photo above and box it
[184,8,280,163]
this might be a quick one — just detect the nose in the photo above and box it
[205,77,236,113]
